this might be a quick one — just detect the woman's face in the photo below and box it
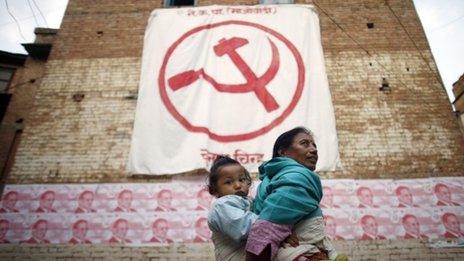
[281,132,318,170]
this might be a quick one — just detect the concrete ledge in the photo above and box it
[0,240,463,260]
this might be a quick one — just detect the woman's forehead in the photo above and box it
[293,132,313,142]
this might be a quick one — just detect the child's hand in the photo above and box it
[282,232,299,248]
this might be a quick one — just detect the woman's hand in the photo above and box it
[282,232,299,247]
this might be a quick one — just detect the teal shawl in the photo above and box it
[253,157,323,224]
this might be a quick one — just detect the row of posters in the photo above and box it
[0,177,462,244]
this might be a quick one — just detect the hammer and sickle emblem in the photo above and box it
[168,37,280,112]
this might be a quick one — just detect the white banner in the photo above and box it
[128,5,339,175]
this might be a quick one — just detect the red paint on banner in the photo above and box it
[159,20,305,142]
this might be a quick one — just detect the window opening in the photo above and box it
[165,0,196,7]
[260,0,294,4]
[0,67,15,93]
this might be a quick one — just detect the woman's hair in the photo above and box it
[207,155,251,196]
[272,126,312,158]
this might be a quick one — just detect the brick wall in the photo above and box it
[0,30,56,185]
[5,0,463,183]
[0,240,463,260]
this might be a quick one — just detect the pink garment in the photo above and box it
[245,219,292,260]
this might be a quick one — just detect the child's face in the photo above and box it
[216,164,250,197]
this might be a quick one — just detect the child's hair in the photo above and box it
[207,155,252,196]
[272,126,313,158]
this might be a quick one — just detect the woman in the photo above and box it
[246,127,346,261]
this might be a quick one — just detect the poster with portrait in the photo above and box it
[1,177,463,244]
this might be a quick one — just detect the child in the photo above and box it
[245,127,346,261]
[207,156,312,261]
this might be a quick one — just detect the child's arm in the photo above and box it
[208,195,258,243]
[283,232,299,248]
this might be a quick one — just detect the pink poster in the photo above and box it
[1,177,463,244]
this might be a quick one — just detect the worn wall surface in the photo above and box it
[5,0,463,183]
[0,29,56,183]
[0,240,464,260]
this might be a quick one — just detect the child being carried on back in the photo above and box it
[207,156,310,261]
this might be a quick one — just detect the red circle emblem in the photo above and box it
[159,20,305,142]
